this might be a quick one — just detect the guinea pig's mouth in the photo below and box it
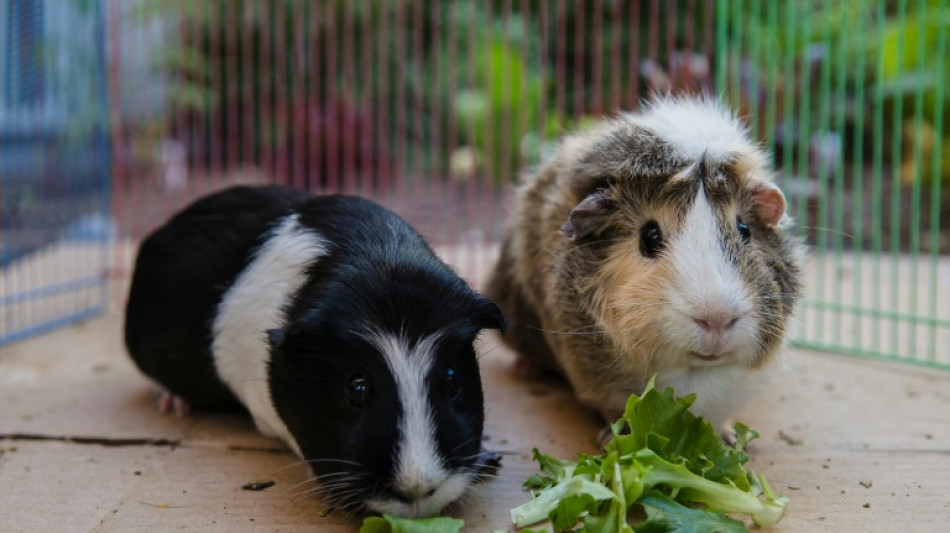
[364,474,473,518]
[690,351,725,364]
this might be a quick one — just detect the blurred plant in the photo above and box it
[731,0,949,183]
[130,0,716,186]
[264,94,392,189]
[873,1,950,185]
[452,38,543,183]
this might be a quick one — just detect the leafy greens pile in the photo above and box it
[511,378,787,532]
[359,379,787,533]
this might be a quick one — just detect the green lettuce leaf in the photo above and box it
[732,422,760,453]
[606,380,750,490]
[359,514,464,533]
[512,379,788,532]
[635,492,747,533]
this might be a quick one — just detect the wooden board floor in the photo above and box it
[2,308,949,532]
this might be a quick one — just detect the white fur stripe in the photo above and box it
[671,189,747,312]
[369,332,448,496]
[635,97,757,162]
[666,190,753,358]
[212,214,327,454]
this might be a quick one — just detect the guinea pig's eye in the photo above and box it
[345,375,369,407]
[443,367,461,401]
[639,221,664,258]
[737,217,751,243]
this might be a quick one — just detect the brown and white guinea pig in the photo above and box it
[125,186,505,517]
[487,96,802,429]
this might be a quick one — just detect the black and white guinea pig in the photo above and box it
[487,96,802,429]
[124,186,505,517]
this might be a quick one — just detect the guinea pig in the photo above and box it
[486,96,802,429]
[124,186,505,517]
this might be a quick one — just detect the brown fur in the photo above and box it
[486,97,802,422]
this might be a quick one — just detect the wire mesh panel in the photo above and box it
[108,1,948,367]
[110,0,716,283]
[717,0,949,368]
[0,0,112,347]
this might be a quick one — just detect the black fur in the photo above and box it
[125,186,310,410]
[125,186,505,514]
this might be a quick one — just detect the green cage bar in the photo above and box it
[717,0,950,369]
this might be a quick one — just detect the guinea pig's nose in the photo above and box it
[391,484,437,503]
[693,315,740,333]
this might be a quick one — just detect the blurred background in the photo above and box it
[1,1,948,368]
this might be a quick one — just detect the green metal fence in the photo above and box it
[717,0,949,368]
[103,1,949,368]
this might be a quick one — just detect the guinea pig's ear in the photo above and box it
[472,298,508,334]
[559,190,615,241]
[267,325,312,359]
[749,181,786,226]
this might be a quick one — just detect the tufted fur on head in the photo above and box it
[487,96,802,427]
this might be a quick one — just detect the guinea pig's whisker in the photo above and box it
[332,498,369,516]
[296,457,365,469]
[286,471,365,500]
[311,472,367,488]
[444,438,486,460]
[456,448,490,458]
[307,474,359,490]
[256,461,309,482]
[293,479,364,504]
[461,473,501,482]
[270,458,313,472]
[753,294,804,302]
[314,469,363,478]
[797,225,856,240]
[475,339,507,359]
[291,487,327,503]
[323,487,367,507]
[285,479,321,498]
[277,462,367,496]
[454,451,492,465]
[467,464,500,474]
[296,482,358,502]
[528,325,609,336]
[297,481,357,500]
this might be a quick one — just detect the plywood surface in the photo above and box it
[1,310,949,532]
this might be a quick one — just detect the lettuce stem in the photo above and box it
[636,450,787,526]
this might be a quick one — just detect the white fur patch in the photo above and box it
[633,97,758,163]
[365,331,468,518]
[212,214,328,455]
[656,364,772,430]
[664,190,755,363]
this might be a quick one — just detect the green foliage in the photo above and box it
[636,493,747,533]
[453,37,543,183]
[730,0,949,181]
[136,0,712,182]
[509,379,787,532]
[606,385,751,490]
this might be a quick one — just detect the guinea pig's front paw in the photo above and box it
[157,390,192,417]
[720,429,737,447]
[596,425,615,448]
